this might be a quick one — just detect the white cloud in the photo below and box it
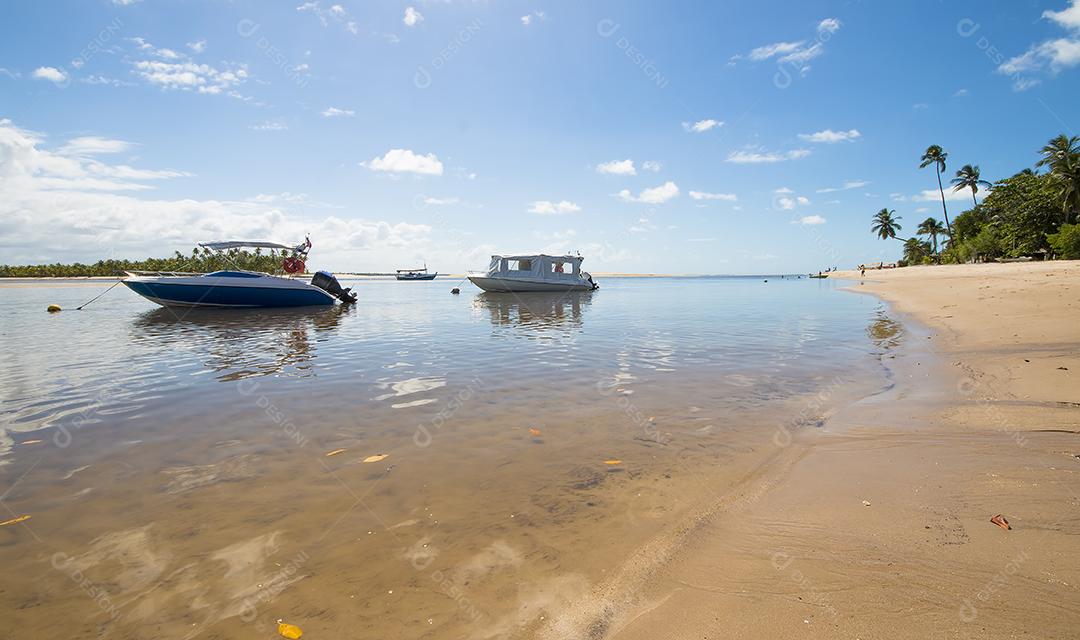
[521,11,546,26]
[794,215,826,225]
[250,120,288,131]
[321,107,355,117]
[689,190,737,201]
[733,18,841,75]
[0,67,20,79]
[816,180,869,193]
[596,159,636,176]
[912,188,983,202]
[747,41,804,61]
[617,181,679,204]
[998,2,1080,90]
[59,136,132,155]
[953,88,969,97]
[798,128,861,144]
[297,1,359,34]
[774,187,794,194]
[818,18,841,34]
[423,196,459,206]
[131,59,248,95]
[0,118,443,270]
[365,149,443,176]
[1046,1,1080,31]
[187,39,207,53]
[528,200,581,215]
[642,160,662,172]
[32,66,68,84]
[682,118,723,133]
[404,7,424,27]
[726,148,810,164]
[111,0,140,5]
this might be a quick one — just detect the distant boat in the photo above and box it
[122,239,357,308]
[395,264,437,280]
[468,254,598,292]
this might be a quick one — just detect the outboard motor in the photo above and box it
[311,270,357,304]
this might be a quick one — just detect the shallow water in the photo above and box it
[0,276,891,638]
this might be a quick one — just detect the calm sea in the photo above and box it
[0,276,895,639]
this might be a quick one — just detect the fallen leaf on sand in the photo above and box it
[0,515,31,527]
[990,514,1011,530]
[325,448,347,457]
[364,454,390,463]
[603,459,622,465]
[20,440,43,445]
[528,428,542,437]
[278,622,303,639]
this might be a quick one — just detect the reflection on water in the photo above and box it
[130,305,351,381]
[473,291,591,331]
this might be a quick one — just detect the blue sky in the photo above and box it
[2,0,1079,273]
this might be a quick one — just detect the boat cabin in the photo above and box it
[485,254,584,280]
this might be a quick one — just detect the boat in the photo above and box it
[467,254,599,292]
[122,240,357,308]
[395,264,437,280]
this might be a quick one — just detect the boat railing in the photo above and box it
[124,270,206,277]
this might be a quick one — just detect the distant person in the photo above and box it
[860,267,865,277]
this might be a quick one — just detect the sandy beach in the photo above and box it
[544,262,1080,639]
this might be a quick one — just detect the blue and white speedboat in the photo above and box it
[122,240,357,308]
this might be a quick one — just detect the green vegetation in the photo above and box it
[1048,224,1080,259]
[874,134,1080,265]
[872,208,902,240]
[0,247,288,278]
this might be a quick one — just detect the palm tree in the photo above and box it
[951,164,991,207]
[916,217,947,255]
[1036,134,1080,225]
[902,237,932,265]
[872,208,902,240]
[919,145,953,240]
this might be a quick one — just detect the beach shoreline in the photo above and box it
[554,261,1080,639]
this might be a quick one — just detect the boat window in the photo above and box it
[550,261,567,274]
[510,259,532,271]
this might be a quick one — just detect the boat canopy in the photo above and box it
[200,241,296,251]
[485,254,583,278]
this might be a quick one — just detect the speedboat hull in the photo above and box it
[123,272,336,308]
[467,275,595,293]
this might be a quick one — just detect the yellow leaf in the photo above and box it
[0,515,31,527]
[528,428,542,437]
[363,454,389,463]
[603,459,622,465]
[277,622,303,639]
[325,448,347,457]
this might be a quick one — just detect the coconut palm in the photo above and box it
[916,217,947,255]
[871,208,902,240]
[919,145,953,239]
[1036,134,1080,225]
[902,237,932,264]
[951,164,991,207]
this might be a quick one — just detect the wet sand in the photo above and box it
[579,262,1080,638]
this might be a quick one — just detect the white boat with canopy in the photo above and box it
[467,254,598,292]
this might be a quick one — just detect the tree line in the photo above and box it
[0,247,288,278]
[872,134,1080,265]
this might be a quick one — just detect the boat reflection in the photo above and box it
[473,291,592,331]
[130,305,352,380]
